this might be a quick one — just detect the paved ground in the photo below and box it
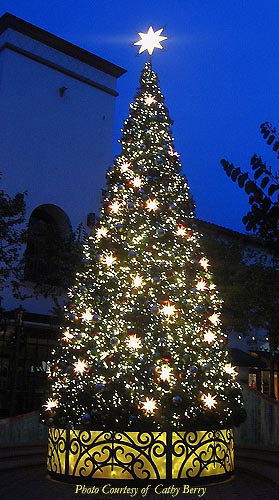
[1,463,279,500]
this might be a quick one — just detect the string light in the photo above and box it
[43,52,245,436]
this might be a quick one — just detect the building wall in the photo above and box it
[0,16,125,314]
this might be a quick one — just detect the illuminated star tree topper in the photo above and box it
[134,26,167,55]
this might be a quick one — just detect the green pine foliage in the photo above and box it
[42,63,245,431]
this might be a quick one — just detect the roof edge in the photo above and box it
[0,12,126,78]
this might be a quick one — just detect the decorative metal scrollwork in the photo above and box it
[69,430,167,479]
[172,429,234,479]
[47,428,234,482]
[47,428,67,474]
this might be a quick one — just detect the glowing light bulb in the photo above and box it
[144,95,156,106]
[43,398,59,412]
[140,397,158,415]
[126,334,142,349]
[62,329,74,342]
[176,225,187,237]
[132,177,142,188]
[203,331,216,344]
[146,198,159,212]
[120,162,130,173]
[81,310,93,322]
[161,302,177,318]
[208,313,220,326]
[96,226,108,238]
[159,365,172,382]
[109,201,121,214]
[132,274,144,288]
[196,280,207,291]
[224,364,238,379]
[103,253,117,267]
[201,393,217,410]
[199,257,210,270]
[73,359,87,375]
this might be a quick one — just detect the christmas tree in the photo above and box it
[42,29,245,434]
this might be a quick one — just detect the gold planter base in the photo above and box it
[47,428,234,484]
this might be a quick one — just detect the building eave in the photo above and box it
[0,12,126,79]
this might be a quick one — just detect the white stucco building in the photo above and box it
[0,12,126,314]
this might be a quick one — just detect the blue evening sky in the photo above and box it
[1,0,279,233]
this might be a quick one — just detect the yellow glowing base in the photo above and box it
[47,428,234,483]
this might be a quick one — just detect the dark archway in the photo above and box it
[24,204,73,287]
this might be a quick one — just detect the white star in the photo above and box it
[201,393,217,410]
[126,334,142,349]
[134,26,167,56]
[43,398,59,412]
[140,397,158,414]
[73,359,87,375]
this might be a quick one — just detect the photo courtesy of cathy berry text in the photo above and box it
[74,483,207,497]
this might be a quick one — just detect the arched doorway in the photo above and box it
[24,204,74,288]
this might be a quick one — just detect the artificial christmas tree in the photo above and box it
[44,28,245,484]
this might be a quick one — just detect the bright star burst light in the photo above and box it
[120,161,130,173]
[73,359,87,375]
[132,274,144,288]
[134,26,167,55]
[44,398,59,412]
[208,313,220,326]
[159,365,173,382]
[103,253,117,267]
[144,94,156,106]
[81,310,93,322]
[140,397,158,415]
[176,225,187,237]
[224,364,238,379]
[146,198,159,212]
[62,329,74,342]
[126,334,142,349]
[201,393,217,410]
[199,257,210,270]
[109,201,121,213]
[161,302,177,318]
[96,226,108,239]
[196,280,207,291]
[203,330,217,344]
[132,177,142,188]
